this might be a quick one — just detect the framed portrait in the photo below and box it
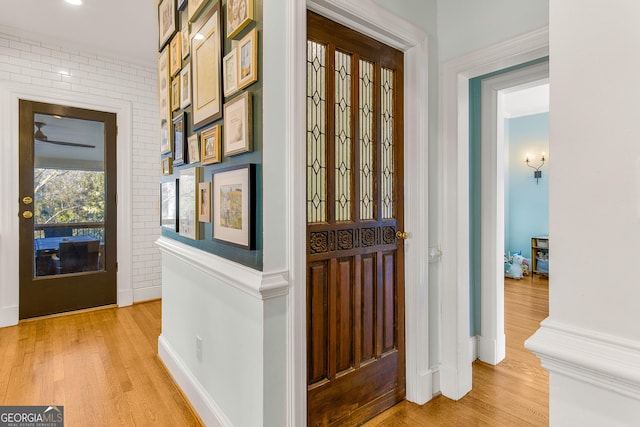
[188,0,208,22]
[223,48,238,97]
[158,0,177,50]
[187,134,200,163]
[200,124,221,165]
[173,112,187,166]
[227,0,253,39]
[198,181,212,223]
[162,157,173,175]
[180,64,192,109]
[171,76,180,111]
[169,33,181,76]
[177,0,187,11]
[181,28,190,59]
[179,167,203,239]
[191,3,222,129]
[224,91,252,156]
[161,180,178,231]
[212,164,255,248]
[237,28,257,90]
[158,49,172,154]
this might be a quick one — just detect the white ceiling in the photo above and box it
[503,83,550,119]
[0,0,158,68]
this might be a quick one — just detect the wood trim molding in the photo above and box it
[0,80,133,327]
[439,26,549,400]
[526,319,640,400]
[155,236,290,300]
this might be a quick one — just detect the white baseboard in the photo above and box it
[478,334,506,365]
[118,289,133,307]
[526,319,640,401]
[133,285,161,303]
[158,335,232,427]
[0,305,18,328]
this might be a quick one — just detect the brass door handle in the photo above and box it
[22,211,33,219]
[396,231,408,240]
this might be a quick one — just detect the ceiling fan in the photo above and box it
[34,121,95,148]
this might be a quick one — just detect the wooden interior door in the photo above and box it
[306,11,405,426]
[18,100,117,319]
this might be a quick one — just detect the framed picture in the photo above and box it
[188,0,208,22]
[198,181,212,223]
[180,64,192,109]
[158,0,177,50]
[179,167,203,239]
[169,33,182,76]
[237,28,258,90]
[159,48,172,154]
[171,76,180,111]
[191,3,222,129]
[162,157,173,175]
[212,164,255,248]
[173,112,187,165]
[227,0,253,39]
[200,124,221,165]
[224,91,252,156]
[187,134,200,163]
[181,28,190,59]
[161,180,178,231]
[223,48,238,97]
[177,0,187,11]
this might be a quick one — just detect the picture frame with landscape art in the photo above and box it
[237,28,257,90]
[179,167,203,239]
[158,48,172,154]
[191,3,222,129]
[162,157,173,175]
[224,91,252,156]
[212,164,255,249]
[226,0,253,39]
[173,112,187,165]
[158,0,177,50]
[161,179,178,231]
[200,124,221,165]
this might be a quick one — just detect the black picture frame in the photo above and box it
[172,112,187,166]
[158,0,177,51]
[211,164,256,249]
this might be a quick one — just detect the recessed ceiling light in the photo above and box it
[65,0,83,5]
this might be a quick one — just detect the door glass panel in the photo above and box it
[33,113,105,277]
[334,50,352,222]
[307,40,327,223]
[381,67,395,219]
[359,59,374,221]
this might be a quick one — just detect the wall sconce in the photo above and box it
[525,152,546,184]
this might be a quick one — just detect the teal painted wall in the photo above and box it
[505,113,549,260]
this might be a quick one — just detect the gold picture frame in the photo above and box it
[162,157,173,175]
[188,0,208,22]
[181,28,190,59]
[224,92,252,156]
[237,28,258,90]
[158,0,177,50]
[169,33,182,76]
[226,0,253,39]
[200,125,221,165]
[223,48,239,97]
[191,3,222,129]
[179,167,203,240]
[180,64,192,109]
[171,75,180,111]
[198,181,211,223]
[158,47,172,154]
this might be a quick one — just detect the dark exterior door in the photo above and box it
[306,11,405,426]
[18,100,117,319]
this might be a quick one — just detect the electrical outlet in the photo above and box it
[196,336,203,362]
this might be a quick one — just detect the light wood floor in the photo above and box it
[0,275,547,426]
[364,274,550,426]
[0,301,202,426]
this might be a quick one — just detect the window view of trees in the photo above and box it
[34,168,105,225]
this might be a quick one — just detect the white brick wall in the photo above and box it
[0,30,161,300]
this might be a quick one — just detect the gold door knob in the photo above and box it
[22,196,33,205]
[396,230,408,240]
[22,211,33,219]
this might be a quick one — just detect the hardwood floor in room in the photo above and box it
[364,274,549,427]
[0,301,202,426]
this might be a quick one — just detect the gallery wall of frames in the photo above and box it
[158,0,263,270]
